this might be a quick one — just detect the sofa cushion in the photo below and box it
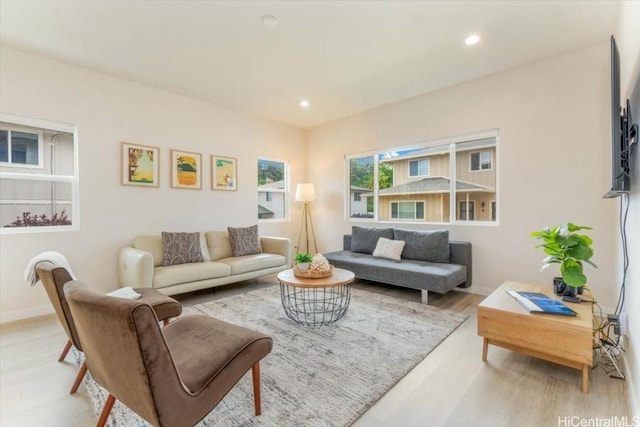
[133,235,164,267]
[351,226,394,254]
[218,253,287,275]
[372,237,405,261]
[153,262,231,289]
[134,233,210,267]
[162,232,203,266]
[205,231,233,261]
[227,225,262,257]
[393,229,450,263]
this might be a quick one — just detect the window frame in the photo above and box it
[470,150,492,172]
[345,129,498,226]
[257,157,289,223]
[408,158,429,177]
[0,124,45,169]
[1,113,79,234]
[390,200,425,220]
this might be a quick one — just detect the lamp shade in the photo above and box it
[295,183,316,202]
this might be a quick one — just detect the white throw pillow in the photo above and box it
[372,237,405,261]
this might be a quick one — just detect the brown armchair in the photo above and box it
[35,263,182,394]
[64,280,273,427]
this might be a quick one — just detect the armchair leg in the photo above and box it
[58,339,72,362]
[252,363,262,416]
[97,394,116,427]
[70,361,88,394]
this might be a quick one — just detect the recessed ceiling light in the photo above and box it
[465,34,480,46]
[261,15,279,28]
[299,99,310,108]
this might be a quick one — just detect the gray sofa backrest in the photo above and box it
[341,234,472,288]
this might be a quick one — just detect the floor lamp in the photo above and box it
[295,183,318,254]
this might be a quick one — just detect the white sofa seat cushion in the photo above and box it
[218,253,286,275]
[153,261,231,289]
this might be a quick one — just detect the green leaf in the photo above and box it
[561,260,586,287]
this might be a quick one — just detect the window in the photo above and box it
[458,201,475,221]
[391,201,425,220]
[257,158,288,220]
[470,150,492,171]
[0,126,43,168]
[346,131,497,225]
[409,159,429,177]
[1,114,78,232]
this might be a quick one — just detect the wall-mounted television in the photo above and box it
[604,35,638,198]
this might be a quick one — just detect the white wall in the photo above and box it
[307,43,618,307]
[616,0,640,418]
[0,47,305,322]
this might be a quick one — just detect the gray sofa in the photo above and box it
[324,226,472,303]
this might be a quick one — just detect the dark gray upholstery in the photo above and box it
[393,228,450,263]
[350,226,394,254]
[326,233,472,295]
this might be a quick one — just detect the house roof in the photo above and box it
[258,205,274,215]
[380,138,495,163]
[258,180,285,190]
[377,177,494,195]
[350,185,372,192]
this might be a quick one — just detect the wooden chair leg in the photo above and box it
[97,394,116,427]
[70,361,88,394]
[252,362,261,416]
[58,339,72,362]
[163,318,170,326]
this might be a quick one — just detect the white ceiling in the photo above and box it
[0,1,620,129]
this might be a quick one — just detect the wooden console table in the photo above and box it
[477,281,593,393]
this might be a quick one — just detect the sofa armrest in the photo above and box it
[118,246,154,288]
[449,241,472,288]
[343,235,352,251]
[260,236,291,265]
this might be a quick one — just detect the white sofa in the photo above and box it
[118,231,290,296]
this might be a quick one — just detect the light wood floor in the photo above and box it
[0,275,631,426]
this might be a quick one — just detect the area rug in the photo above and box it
[82,286,468,426]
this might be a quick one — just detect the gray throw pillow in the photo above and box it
[351,226,394,254]
[162,232,203,266]
[393,228,450,263]
[227,225,262,257]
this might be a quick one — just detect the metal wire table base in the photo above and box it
[280,282,351,326]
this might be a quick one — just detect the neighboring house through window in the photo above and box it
[257,158,288,220]
[409,159,429,177]
[391,201,425,220]
[470,150,492,171]
[346,131,497,224]
[0,114,78,232]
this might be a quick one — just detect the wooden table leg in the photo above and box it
[582,364,589,394]
[482,338,488,361]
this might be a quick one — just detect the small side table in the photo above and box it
[477,281,593,393]
[277,268,355,326]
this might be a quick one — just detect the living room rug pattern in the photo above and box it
[82,286,468,426]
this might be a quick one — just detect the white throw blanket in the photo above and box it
[24,251,77,287]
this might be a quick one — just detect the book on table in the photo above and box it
[506,290,577,317]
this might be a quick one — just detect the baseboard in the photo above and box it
[622,341,639,419]
[456,285,493,296]
[0,304,54,324]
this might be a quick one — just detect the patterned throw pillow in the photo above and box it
[227,225,262,257]
[372,237,405,261]
[161,232,203,266]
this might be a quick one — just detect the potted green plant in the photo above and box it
[295,252,313,270]
[530,222,597,295]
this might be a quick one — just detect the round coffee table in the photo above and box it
[277,268,355,326]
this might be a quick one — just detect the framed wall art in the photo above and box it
[211,155,237,191]
[121,142,160,187]
[170,149,202,190]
